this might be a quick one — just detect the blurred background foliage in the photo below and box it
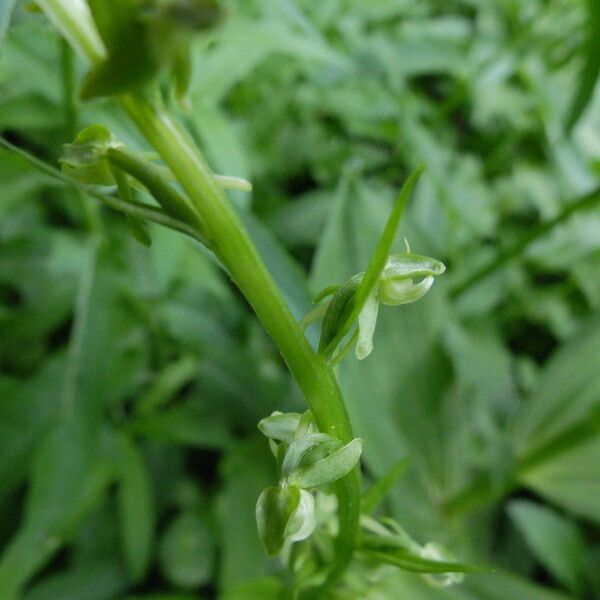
[0,0,599,598]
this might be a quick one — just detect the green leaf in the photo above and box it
[130,402,231,449]
[217,440,274,590]
[23,561,128,600]
[519,435,600,525]
[116,435,155,583]
[0,0,17,56]
[0,419,112,598]
[362,458,410,515]
[159,512,215,589]
[82,0,158,99]
[508,500,586,594]
[361,548,485,575]
[221,577,283,600]
[318,167,424,358]
[513,317,600,457]
[566,0,600,130]
[289,438,363,489]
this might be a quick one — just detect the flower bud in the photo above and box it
[255,485,316,556]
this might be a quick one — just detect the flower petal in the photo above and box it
[355,290,380,360]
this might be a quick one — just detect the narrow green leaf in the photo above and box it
[361,548,486,574]
[566,0,600,130]
[289,438,363,489]
[117,435,155,583]
[319,167,424,358]
[134,355,198,417]
[362,458,410,514]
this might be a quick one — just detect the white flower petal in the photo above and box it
[355,290,380,360]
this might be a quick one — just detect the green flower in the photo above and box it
[355,252,445,359]
[311,250,445,362]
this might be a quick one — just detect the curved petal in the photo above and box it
[355,290,380,360]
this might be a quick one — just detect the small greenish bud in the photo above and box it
[60,125,122,185]
[258,411,302,444]
[420,543,465,587]
[255,485,315,555]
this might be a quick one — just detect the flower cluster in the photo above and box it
[255,411,362,555]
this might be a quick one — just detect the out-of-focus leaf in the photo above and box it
[159,512,214,589]
[566,0,600,130]
[217,440,275,591]
[0,417,113,598]
[0,0,17,56]
[508,500,586,594]
[116,435,155,582]
[519,435,600,525]
[130,401,231,449]
[513,317,600,456]
[24,561,128,600]
[362,458,410,515]
[221,577,283,600]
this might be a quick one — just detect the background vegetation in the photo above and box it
[0,0,599,598]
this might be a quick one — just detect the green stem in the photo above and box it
[60,38,77,141]
[38,1,361,589]
[106,147,204,232]
[120,93,360,589]
[449,186,600,298]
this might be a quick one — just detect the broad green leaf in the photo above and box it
[221,577,283,600]
[0,419,112,598]
[24,561,128,600]
[159,512,215,589]
[116,435,155,582]
[217,440,275,590]
[519,435,600,525]
[82,0,158,99]
[508,500,586,594]
[513,317,600,457]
